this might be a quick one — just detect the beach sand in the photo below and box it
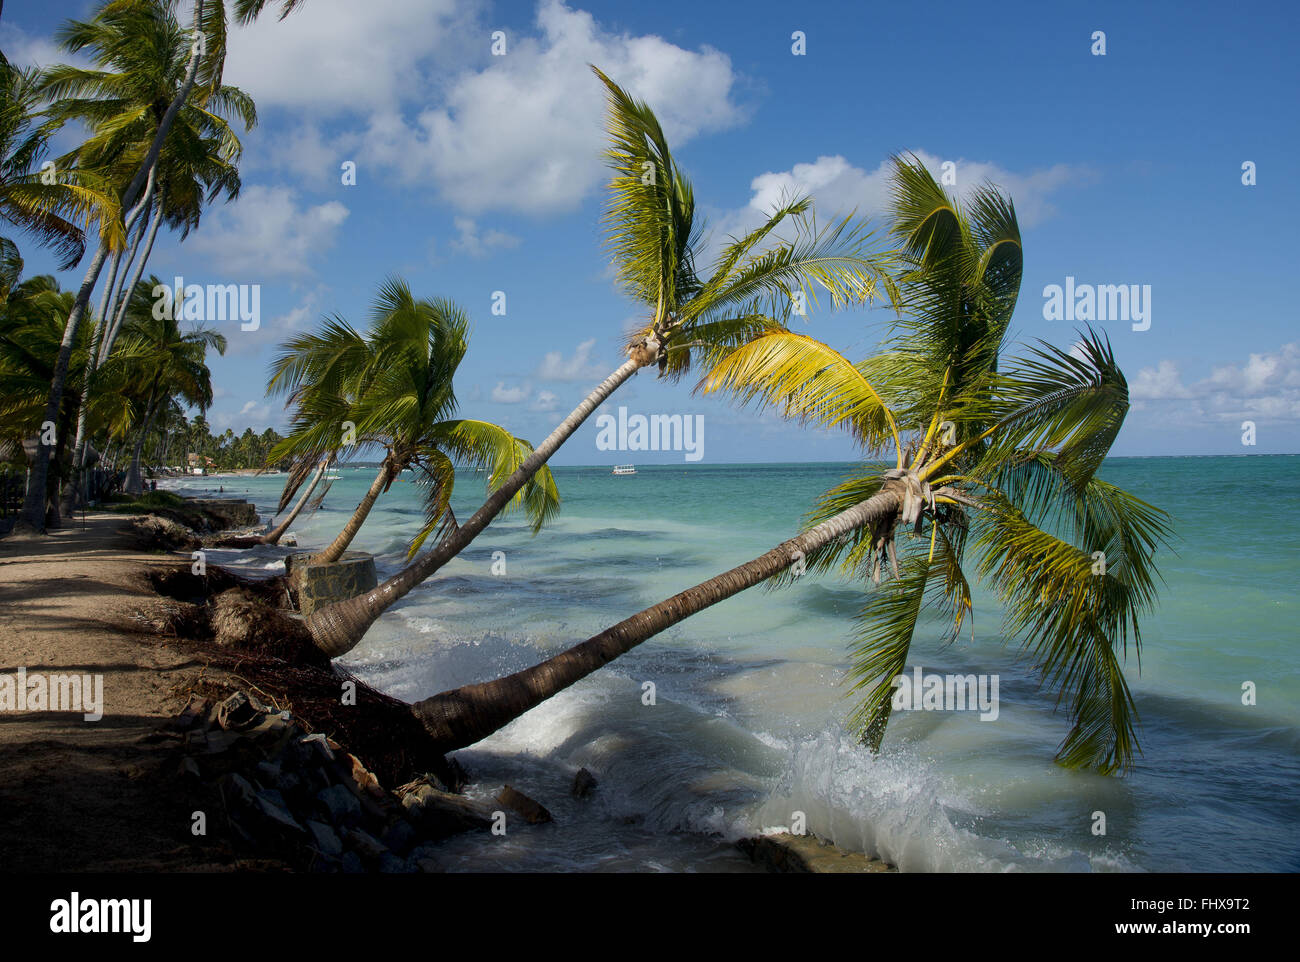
[0,514,251,871]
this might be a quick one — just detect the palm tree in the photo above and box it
[406,158,1171,776]
[108,276,226,494]
[40,1,252,517]
[0,54,118,270]
[259,455,329,545]
[298,66,898,658]
[15,0,257,532]
[268,277,561,566]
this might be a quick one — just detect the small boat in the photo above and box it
[612,464,636,476]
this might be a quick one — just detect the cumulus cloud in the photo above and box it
[1130,343,1300,421]
[184,186,348,278]
[491,381,531,403]
[1130,360,1195,400]
[536,337,605,380]
[708,150,1090,257]
[359,0,743,212]
[219,0,470,113]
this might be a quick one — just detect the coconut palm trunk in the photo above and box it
[58,249,124,518]
[63,188,165,516]
[261,458,328,545]
[17,0,205,533]
[306,353,647,656]
[15,240,111,529]
[99,187,166,366]
[124,401,159,496]
[310,458,395,563]
[410,486,903,753]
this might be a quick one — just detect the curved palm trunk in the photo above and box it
[410,487,903,753]
[261,458,328,545]
[305,354,647,656]
[310,459,394,564]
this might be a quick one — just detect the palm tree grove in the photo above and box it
[0,0,1294,914]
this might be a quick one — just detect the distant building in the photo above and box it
[186,452,216,476]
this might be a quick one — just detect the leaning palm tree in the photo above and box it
[268,277,561,566]
[405,157,1170,776]
[298,66,897,657]
[258,455,330,545]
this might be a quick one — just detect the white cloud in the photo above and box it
[1130,360,1194,400]
[531,390,560,412]
[360,0,743,213]
[219,0,471,113]
[445,217,521,257]
[536,337,605,380]
[709,150,1090,257]
[184,186,348,278]
[491,381,531,403]
[1130,343,1300,422]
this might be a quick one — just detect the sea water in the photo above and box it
[166,456,1300,872]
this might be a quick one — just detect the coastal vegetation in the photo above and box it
[294,67,899,658]
[266,277,560,565]
[0,0,1170,785]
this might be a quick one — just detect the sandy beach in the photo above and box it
[0,514,249,870]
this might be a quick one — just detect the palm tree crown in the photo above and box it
[702,155,1171,773]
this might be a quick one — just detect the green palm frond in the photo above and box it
[974,491,1152,773]
[846,554,932,750]
[431,418,561,534]
[701,330,900,456]
[975,327,1128,492]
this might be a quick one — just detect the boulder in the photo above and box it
[737,833,896,874]
[496,784,553,825]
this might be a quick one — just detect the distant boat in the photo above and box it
[612,464,636,476]
[324,474,342,480]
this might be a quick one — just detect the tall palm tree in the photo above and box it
[268,278,561,566]
[405,158,1171,776]
[59,112,245,515]
[109,276,226,494]
[16,0,255,532]
[298,66,898,657]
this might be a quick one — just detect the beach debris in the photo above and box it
[125,514,201,552]
[160,690,510,872]
[397,776,495,838]
[496,784,554,824]
[572,767,598,799]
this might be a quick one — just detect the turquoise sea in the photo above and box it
[164,456,1300,872]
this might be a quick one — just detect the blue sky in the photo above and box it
[4,0,1298,462]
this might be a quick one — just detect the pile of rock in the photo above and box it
[167,690,507,872]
